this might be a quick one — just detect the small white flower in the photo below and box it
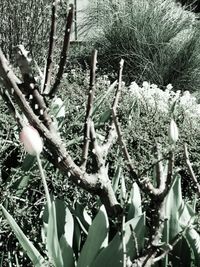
[20,125,43,156]
[142,81,150,89]
[166,84,173,90]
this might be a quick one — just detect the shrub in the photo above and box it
[83,0,200,92]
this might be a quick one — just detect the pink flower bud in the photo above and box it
[168,119,179,144]
[20,125,43,156]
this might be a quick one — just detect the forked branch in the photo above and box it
[43,0,58,94]
[81,49,97,170]
[0,48,121,217]
[102,59,124,156]
[49,4,74,98]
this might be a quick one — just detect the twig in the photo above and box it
[162,150,174,197]
[90,121,102,169]
[112,110,137,179]
[184,143,200,196]
[139,154,169,178]
[81,49,97,170]
[102,59,124,156]
[155,143,164,188]
[49,4,74,98]
[43,0,58,94]
[113,103,175,198]
[15,45,56,133]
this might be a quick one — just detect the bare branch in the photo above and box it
[43,0,58,94]
[112,110,138,181]
[49,4,74,98]
[155,143,164,188]
[81,49,97,170]
[0,48,122,217]
[102,59,124,156]
[15,45,56,133]
[184,143,200,196]
[90,121,103,168]
[113,106,175,198]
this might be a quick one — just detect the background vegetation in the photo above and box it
[0,0,200,266]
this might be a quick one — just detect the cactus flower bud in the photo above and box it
[168,118,179,144]
[20,125,43,156]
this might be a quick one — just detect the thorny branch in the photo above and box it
[112,96,176,265]
[15,45,56,133]
[43,0,58,94]
[49,4,74,98]
[0,44,122,217]
[102,59,124,157]
[81,49,97,170]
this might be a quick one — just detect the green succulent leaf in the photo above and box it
[184,227,200,265]
[127,182,142,220]
[73,202,92,235]
[112,164,122,193]
[73,218,82,258]
[1,205,47,267]
[163,174,195,266]
[91,214,146,267]
[60,235,75,267]
[47,201,64,267]
[77,205,109,267]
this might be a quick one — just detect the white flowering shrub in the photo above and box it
[129,81,200,129]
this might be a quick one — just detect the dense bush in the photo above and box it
[82,0,200,92]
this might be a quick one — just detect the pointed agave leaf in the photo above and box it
[119,173,126,204]
[91,232,122,267]
[21,154,36,171]
[15,174,31,197]
[43,198,74,244]
[64,207,74,247]
[54,199,66,240]
[127,182,142,220]
[184,227,200,265]
[98,109,112,125]
[54,199,74,245]
[43,199,74,266]
[91,214,146,267]
[92,80,117,116]
[112,165,122,193]
[77,206,109,267]
[163,174,195,266]
[47,201,63,267]
[60,235,75,267]
[164,174,182,240]
[73,202,92,234]
[73,218,82,258]
[1,205,47,267]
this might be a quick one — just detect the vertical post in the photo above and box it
[74,0,78,40]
